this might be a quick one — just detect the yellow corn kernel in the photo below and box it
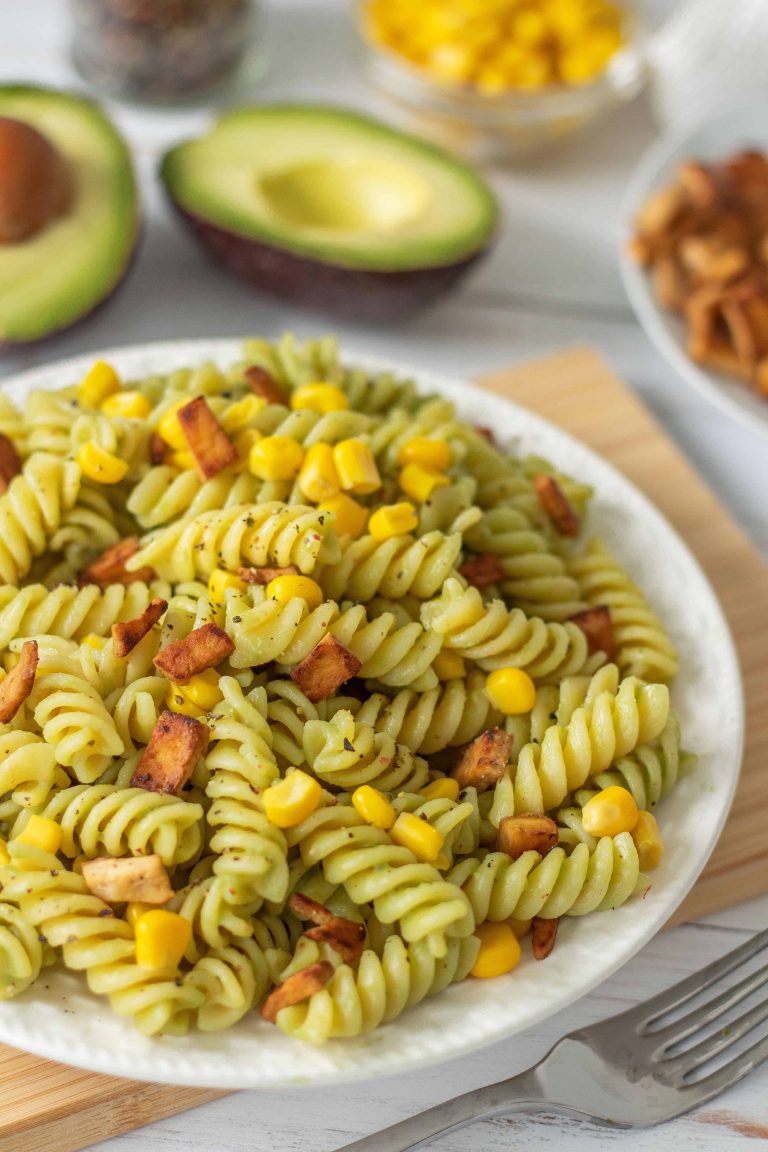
[432,650,466,681]
[471,921,522,978]
[75,442,129,485]
[82,633,108,650]
[181,669,223,711]
[291,383,349,414]
[396,437,452,472]
[208,568,248,603]
[632,810,664,871]
[419,777,460,802]
[125,901,155,927]
[263,770,323,828]
[368,502,418,541]
[165,682,204,719]
[167,450,197,472]
[317,494,368,540]
[333,439,381,495]
[485,668,537,715]
[266,574,324,612]
[390,811,444,863]
[298,443,341,504]
[249,435,304,481]
[399,463,450,504]
[16,815,62,855]
[100,390,151,421]
[220,395,267,435]
[581,786,639,837]
[157,400,191,450]
[352,785,396,830]
[0,838,9,866]
[79,360,120,408]
[134,909,191,970]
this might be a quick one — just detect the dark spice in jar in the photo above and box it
[70,0,255,103]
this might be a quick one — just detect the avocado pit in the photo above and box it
[0,117,72,244]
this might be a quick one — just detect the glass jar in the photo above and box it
[70,0,262,105]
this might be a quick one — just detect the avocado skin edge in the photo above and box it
[168,200,489,323]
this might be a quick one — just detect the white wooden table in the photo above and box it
[2,2,767,1149]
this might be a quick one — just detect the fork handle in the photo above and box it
[336,1069,546,1152]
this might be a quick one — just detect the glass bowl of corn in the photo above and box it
[357,0,646,161]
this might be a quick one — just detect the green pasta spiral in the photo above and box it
[315,530,462,603]
[0,453,81,584]
[302,711,430,793]
[0,902,48,1000]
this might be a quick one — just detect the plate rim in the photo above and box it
[618,104,768,438]
[0,337,745,1088]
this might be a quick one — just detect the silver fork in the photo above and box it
[338,927,768,1152]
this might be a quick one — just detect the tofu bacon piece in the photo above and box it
[290,633,362,702]
[260,962,335,1024]
[112,596,167,658]
[0,639,38,723]
[531,916,559,960]
[81,853,173,905]
[177,396,237,480]
[288,893,366,965]
[130,710,209,795]
[569,605,616,661]
[80,537,156,587]
[237,564,298,585]
[452,727,514,793]
[244,365,287,406]
[0,433,21,494]
[533,474,581,537]
[496,814,559,861]
[153,623,234,685]
[458,552,505,590]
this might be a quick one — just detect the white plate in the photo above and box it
[619,104,768,437]
[0,339,743,1088]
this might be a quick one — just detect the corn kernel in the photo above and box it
[266,574,324,612]
[433,650,466,681]
[471,921,522,978]
[397,437,452,472]
[581,786,639,837]
[125,901,154,927]
[390,811,444,862]
[181,669,223,711]
[298,443,341,504]
[399,463,450,504]
[352,785,396,830]
[79,360,120,408]
[166,683,205,719]
[167,450,197,472]
[632,810,664,871]
[333,439,381,495]
[15,815,62,855]
[82,633,108,650]
[368,502,418,541]
[249,435,304,481]
[208,568,248,603]
[263,770,322,828]
[134,909,191,969]
[0,838,9,866]
[75,442,129,485]
[291,383,349,414]
[100,390,151,421]
[157,400,191,450]
[220,395,266,435]
[485,668,537,715]
[419,777,460,802]
[317,494,368,540]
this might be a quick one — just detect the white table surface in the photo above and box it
[2,2,767,1149]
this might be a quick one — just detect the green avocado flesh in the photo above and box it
[0,86,138,344]
[161,105,497,272]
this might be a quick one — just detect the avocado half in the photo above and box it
[161,105,497,321]
[0,86,139,346]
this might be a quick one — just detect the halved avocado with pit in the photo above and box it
[0,85,139,346]
[161,105,497,321]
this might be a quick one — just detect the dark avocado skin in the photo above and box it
[169,200,488,323]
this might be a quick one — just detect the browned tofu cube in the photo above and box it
[289,634,362,702]
[452,727,514,793]
[80,537,156,587]
[177,396,237,480]
[80,854,173,905]
[153,623,234,685]
[130,710,209,795]
[0,640,38,723]
[0,433,21,494]
[112,597,167,658]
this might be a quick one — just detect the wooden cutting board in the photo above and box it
[1,347,766,1152]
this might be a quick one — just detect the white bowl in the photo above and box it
[0,339,743,1088]
[619,104,768,438]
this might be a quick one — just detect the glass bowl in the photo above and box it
[356,2,647,163]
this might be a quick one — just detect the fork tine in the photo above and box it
[653,958,768,1048]
[638,927,768,1033]
[662,998,768,1080]
[685,1027,768,1099]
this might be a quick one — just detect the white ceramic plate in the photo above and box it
[0,339,743,1088]
[619,104,768,437]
